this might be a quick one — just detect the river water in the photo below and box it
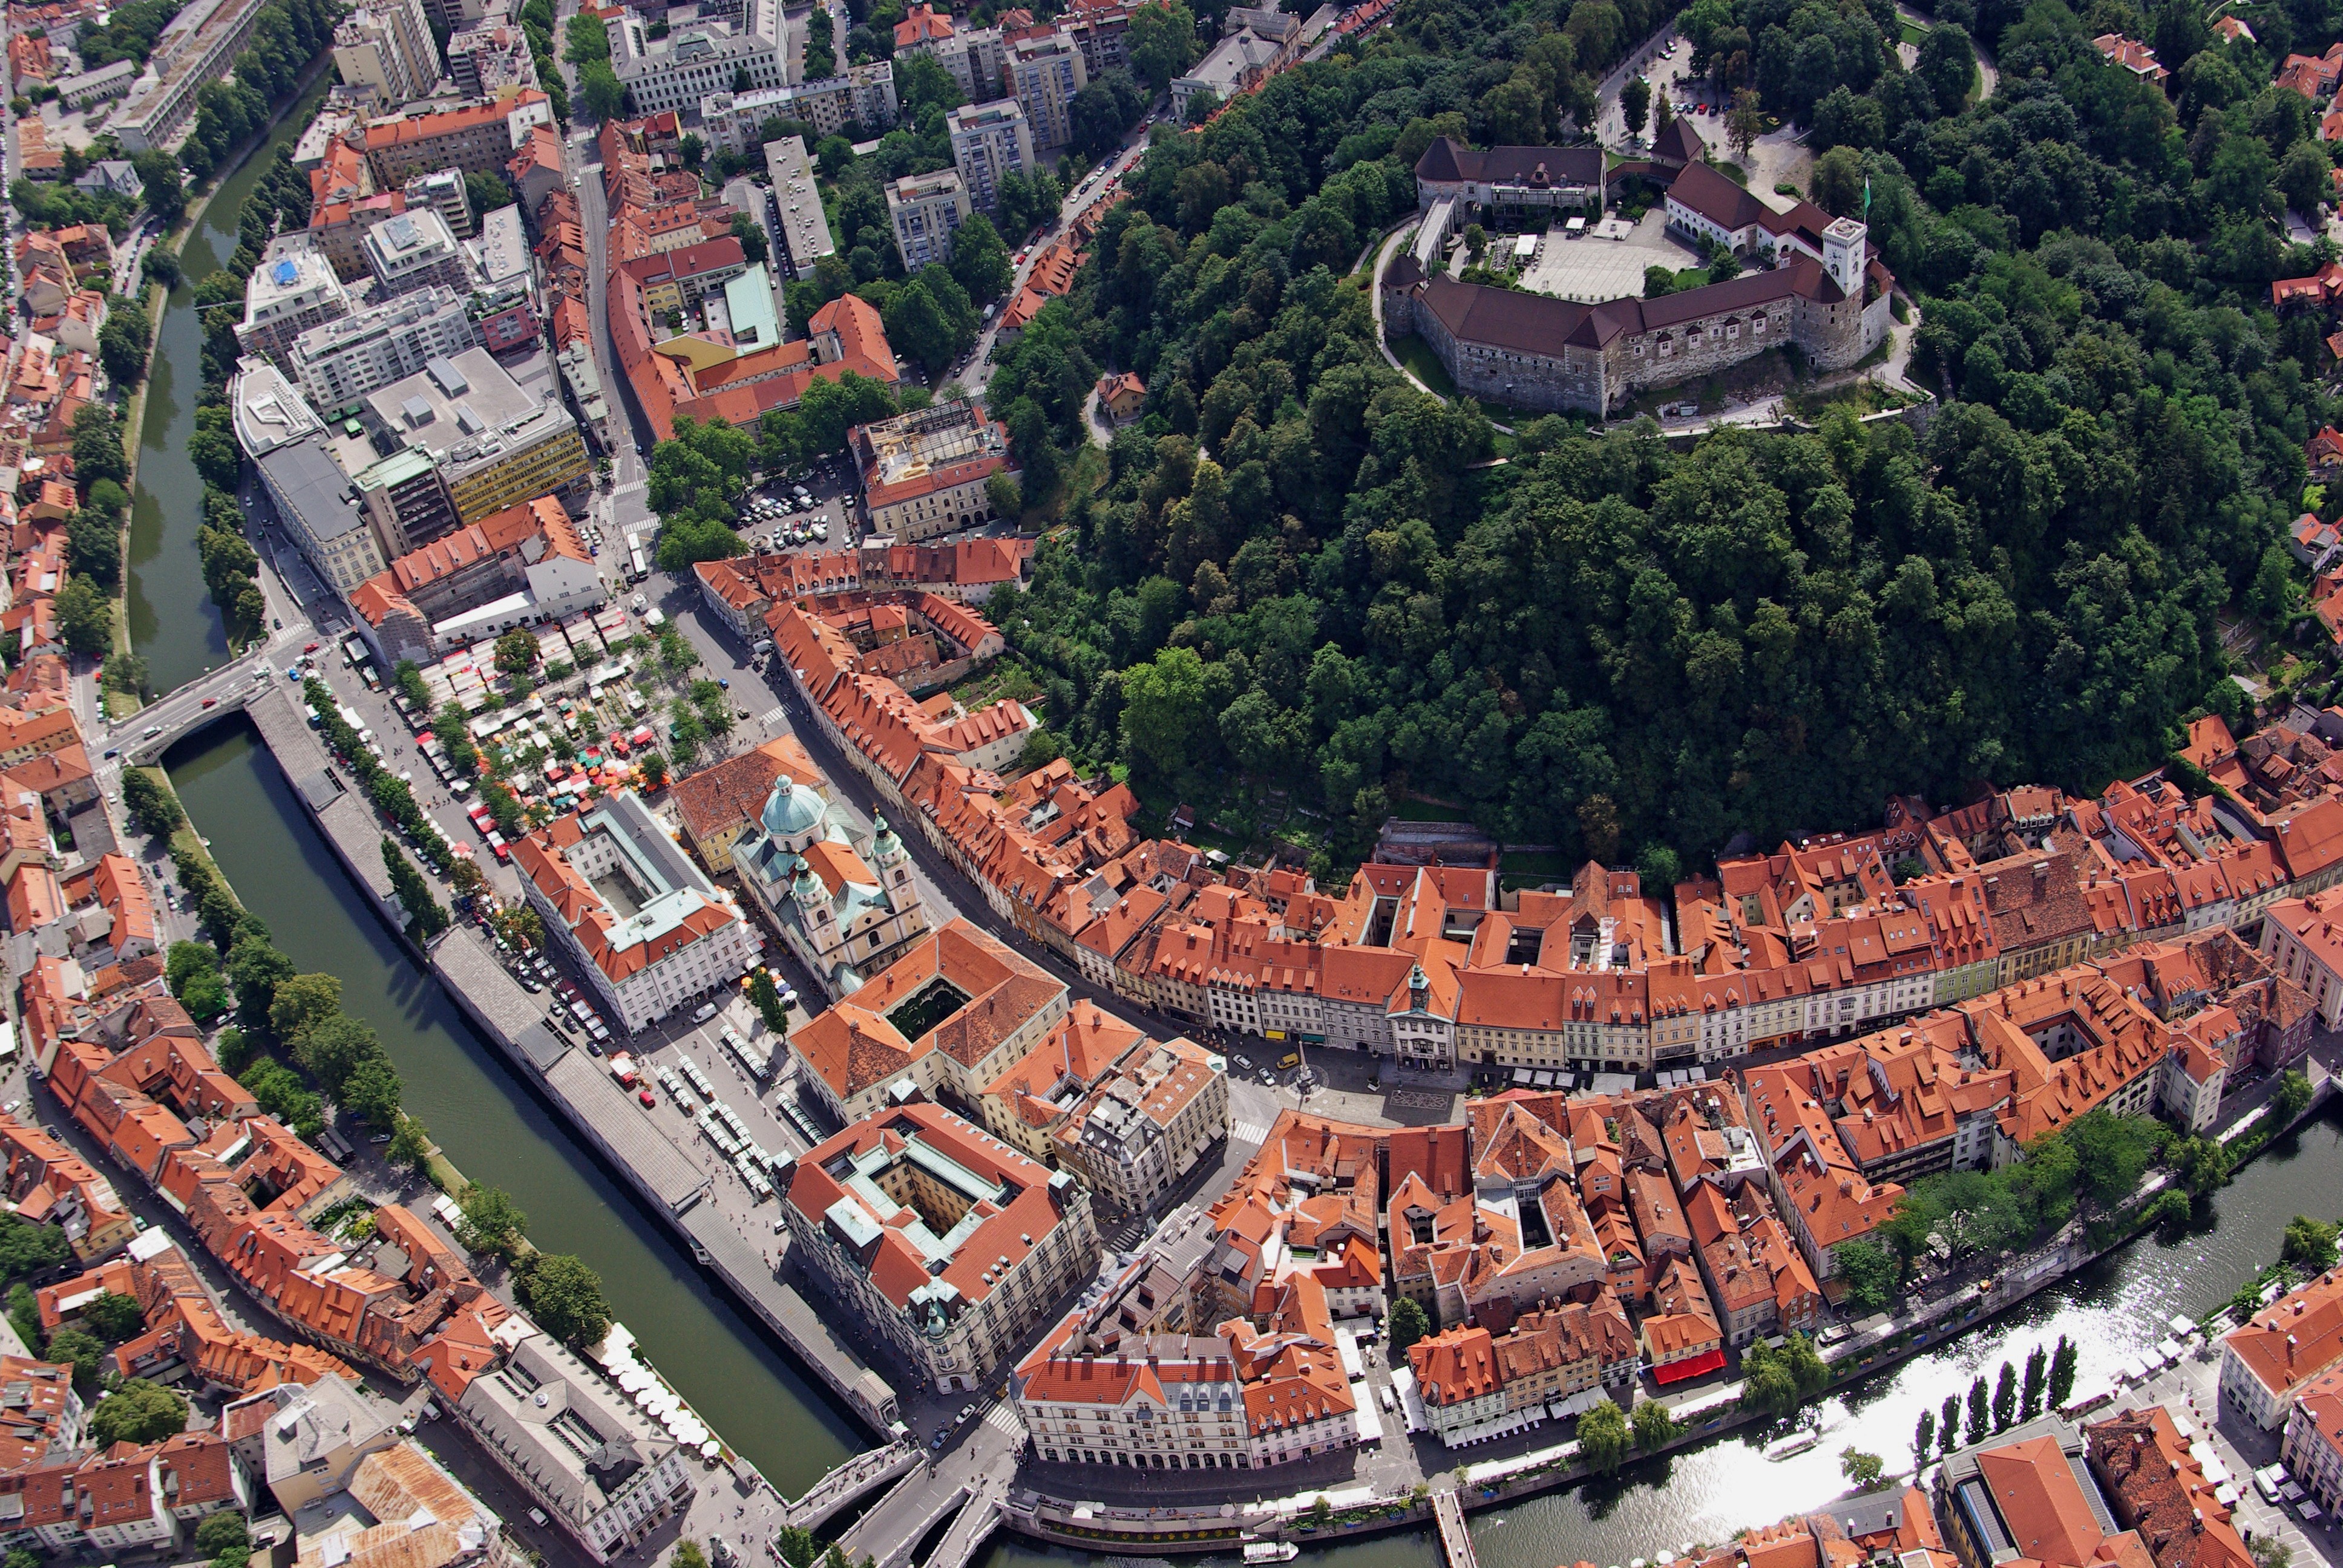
[126,71,335,693]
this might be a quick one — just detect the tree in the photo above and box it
[382,838,449,940]
[1127,0,1198,91]
[99,296,152,387]
[1915,24,1976,113]
[269,971,342,1047]
[986,469,1023,521]
[2279,140,2332,218]
[1622,76,1651,139]
[195,1511,249,1559]
[1965,1375,1991,1445]
[2275,1069,2314,1122]
[2253,1540,2295,1568]
[1914,1406,1936,1462]
[730,211,768,268]
[1576,1397,1631,1472]
[122,770,185,838]
[54,577,111,659]
[2022,1344,2048,1422]
[1742,1334,1828,1419]
[2068,1111,2161,1206]
[133,148,185,226]
[1631,1397,1679,1452]
[2284,1214,2340,1270]
[395,660,432,711]
[1120,645,1212,776]
[1386,1296,1430,1354]
[522,1253,611,1347]
[1835,1238,1896,1314]
[1940,1394,1961,1454]
[341,1056,403,1131]
[71,404,126,487]
[750,970,788,1033]
[1726,87,1763,161]
[456,1184,528,1259]
[948,213,1014,304]
[82,1290,145,1342]
[167,940,218,998]
[387,1114,433,1171]
[673,1544,710,1568]
[1812,146,1866,217]
[46,1328,105,1390]
[1840,1448,1885,1489]
[1993,1361,2018,1431]
[89,1378,188,1446]
[494,628,540,678]
[578,60,625,119]
[775,1527,819,1568]
[465,170,516,218]
[2049,1336,2077,1409]
[637,750,669,790]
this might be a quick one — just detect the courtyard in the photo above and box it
[1512,204,1697,304]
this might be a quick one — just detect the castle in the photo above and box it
[1384,137,1894,418]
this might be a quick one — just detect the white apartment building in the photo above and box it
[695,63,899,153]
[946,99,1033,214]
[1006,31,1085,150]
[1061,1036,1228,1212]
[2283,1370,2343,1522]
[784,1102,1099,1393]
[886,168,969,272]
[514,792,762,1033]
[290,286,478,410]
[362,209,468,299]
[616,0,788,117]
[456,1331,695,1561]
[237,236,352,363]
[2220,1269,2343,1430]
[332,0,441,106]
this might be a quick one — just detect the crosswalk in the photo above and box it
[1230,1117,1272,1146]
[979,1402,1024,1437]
[759,707,787,728]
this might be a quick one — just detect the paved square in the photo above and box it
[1516,206,1702,304]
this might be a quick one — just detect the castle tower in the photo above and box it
[1821,216,1867,300]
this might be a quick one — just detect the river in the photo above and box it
[153,708,2343,1568]
[126,71,335,693]
[163,720,863,1496]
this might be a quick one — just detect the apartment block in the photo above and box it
[616,0,788,117]
[331,0,441,106]
[946,99,1034,214]
[236,236,351,364]
[886,169,969,272]
[362,208,468,299]
[1006,31,1086,149]
[695,62,900,152]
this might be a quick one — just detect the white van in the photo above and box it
[692,1001,718,1024]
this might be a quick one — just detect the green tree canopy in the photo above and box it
[89,1378,188,1446]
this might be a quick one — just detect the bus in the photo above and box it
[627,540,649,583]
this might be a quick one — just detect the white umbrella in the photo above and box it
[631,1385,658,1408]
[700,1440,722,1460]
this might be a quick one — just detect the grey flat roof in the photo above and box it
[545,1051,711,1210]
[298,769,345,811]
[255,437,370,541]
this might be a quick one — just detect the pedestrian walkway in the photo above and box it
[981,1402,1023,1437]
[1230,1116,1273,1145]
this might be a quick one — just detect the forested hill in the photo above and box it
[980,0,2338,881]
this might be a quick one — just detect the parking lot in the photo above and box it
[735,452,860,555]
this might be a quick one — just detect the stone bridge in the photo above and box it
[113,632,312,766]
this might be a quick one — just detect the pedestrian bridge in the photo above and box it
[113,636,309,766]
[782,1440,922,1537]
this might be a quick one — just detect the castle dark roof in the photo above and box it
[1407,256,1846,354]
[1648,116,1708,168]
[1669,162,1836,249]
[1414,137,1606,190]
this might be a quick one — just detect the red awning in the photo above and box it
[1652,1347,1726,1385]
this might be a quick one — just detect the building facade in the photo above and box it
[887,169,970,272]
[946,99,1033,215]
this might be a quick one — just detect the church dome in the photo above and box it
[761,777,824,838]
